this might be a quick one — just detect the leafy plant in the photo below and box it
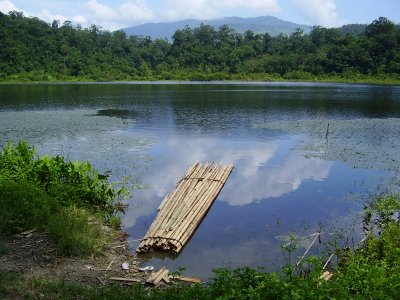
[0,141,127,221]
[0,141,128,256]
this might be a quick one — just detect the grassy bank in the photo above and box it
[1,71,400,85]
[0,141,126,256]
[1,141,400,299]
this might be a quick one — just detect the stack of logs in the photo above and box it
[137,162,234,254]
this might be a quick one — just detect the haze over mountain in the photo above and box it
[121,16,312,40]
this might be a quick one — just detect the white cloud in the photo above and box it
[38,9,68,24]
[71,15,88,24]
[293,0,343,27]
[218,0,280,10]
[164,0,280,20]
[119,1,154,21]
[83,0,154,29]
[84,0,118,21]
[0,0,18,13]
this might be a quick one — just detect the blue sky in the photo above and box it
[0,0,399,30]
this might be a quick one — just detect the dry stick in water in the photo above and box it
[325,122,330,139]
[153,164,199,233]
[322,252,336,270]
[157,162,198,211]
[295,232,323,269]
[168,166,218,240]
[156,164,208,249]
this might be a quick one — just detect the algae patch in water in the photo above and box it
[0,109,153,184]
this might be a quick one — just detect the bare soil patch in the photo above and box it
[0,229,149,297]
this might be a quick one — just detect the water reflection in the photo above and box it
[123,134,334,231]
[1,82,398,278]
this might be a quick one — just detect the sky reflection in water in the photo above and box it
[1,82,398,278]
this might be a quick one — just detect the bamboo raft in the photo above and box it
[137,162,234,254]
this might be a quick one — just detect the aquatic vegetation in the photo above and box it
[256,117,400,194]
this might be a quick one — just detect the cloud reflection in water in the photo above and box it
[123,132,333,227]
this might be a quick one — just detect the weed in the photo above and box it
[0,270,18,299]
[0,181,52,234]
[48,206,108,256]
[0,244,8,255]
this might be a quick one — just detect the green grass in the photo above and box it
[1,71,400,85]
[0,270,18,299]
[0,181,53,234]
[0,244,7,255]
[48,207,108,256]
[25,277,207,300]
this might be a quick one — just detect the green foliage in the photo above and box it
[0,181,53,233]
[0,270,18,299]
[48,206,107,256]
[283,70,315,80]
[0,140,36,182]
[26,278,207,300]
[0,244,8,255]
[0,12,399,83]
[327,194,400,299]
[0,141,126,218]
[0,141,127,256]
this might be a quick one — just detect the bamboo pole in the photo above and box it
[177,167,230,246]
[137,162,233,253]
[174,165,232,247]
[166,166,219,241]
[170,165,231,249]
[152,163,207,235]
[164,164,217,238]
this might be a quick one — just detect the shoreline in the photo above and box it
[1,76,400,86]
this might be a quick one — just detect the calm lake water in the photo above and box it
[1,82,400,279]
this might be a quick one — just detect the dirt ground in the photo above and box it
[0,229,151,294]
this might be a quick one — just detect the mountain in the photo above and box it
[121,16,311,40]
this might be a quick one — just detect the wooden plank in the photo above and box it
[173,276,202,284]
[110,277,141,283]
[137,162,233,254]
[146,267,170,285]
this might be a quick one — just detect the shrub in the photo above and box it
[0,141,127,218]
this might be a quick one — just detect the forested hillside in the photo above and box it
[0,11,399,82]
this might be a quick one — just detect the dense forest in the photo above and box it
[0,11,399,82]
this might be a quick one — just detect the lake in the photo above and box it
[1,82,400,279]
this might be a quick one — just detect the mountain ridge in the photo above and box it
[121,16,312,40]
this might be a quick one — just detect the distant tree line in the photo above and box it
[0,11,399,81]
